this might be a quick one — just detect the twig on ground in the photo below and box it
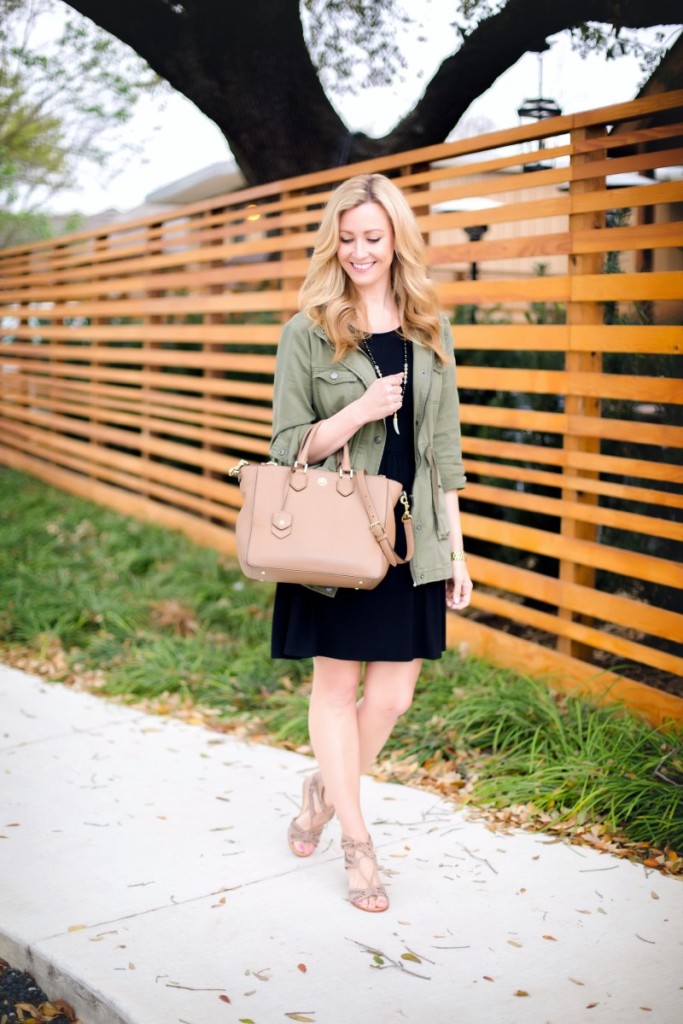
[345,938,431,980]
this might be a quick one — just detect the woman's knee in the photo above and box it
[379,689,415,720]
[312,658,361,710]
[364,683,416,720]
[363,662,420,720]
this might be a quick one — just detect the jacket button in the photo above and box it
[330,371,338,379]
[278,448,285,455]
[374,435,382,444]
[416,524,422,531]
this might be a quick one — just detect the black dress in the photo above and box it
[271,330,446,662]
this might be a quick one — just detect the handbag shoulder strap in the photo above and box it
[355,470,414,567]
[298,423,413,566]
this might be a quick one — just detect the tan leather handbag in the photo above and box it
[230,424,414,589]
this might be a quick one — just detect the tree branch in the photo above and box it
[357,0,681,158]
[61,0,681,183]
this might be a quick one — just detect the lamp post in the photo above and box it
[432,197,502,322]
[516,53,561,172]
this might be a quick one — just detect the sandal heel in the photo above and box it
[341,834,389,913]
[287,771,334,857]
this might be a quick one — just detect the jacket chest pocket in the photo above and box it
[312,366,364,418]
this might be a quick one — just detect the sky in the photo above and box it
[39,3,679,216]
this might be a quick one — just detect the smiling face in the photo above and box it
[337,201,395,293]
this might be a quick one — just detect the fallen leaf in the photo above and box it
[640,1008,653,1012]
[587,1002,599,1008]
[285,1014,316,1022]
[218,994,231,1003]
[650,891,659,900]
[513,989,530,997]
[507,940,523,948]
[483,975,494,982]
[67,924,86,932]
[401,953,421,963]
[238,1019,255,1023]
[542,935,557,941]
[297,963,307,973]
[569,978,585,986]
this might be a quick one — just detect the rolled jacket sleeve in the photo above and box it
[269,315,318,465]
[432,316,467,492]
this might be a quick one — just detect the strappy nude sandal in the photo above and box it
[341,834,389,913]
[287,771,335,857]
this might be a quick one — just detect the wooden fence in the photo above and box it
[1,91,682,725]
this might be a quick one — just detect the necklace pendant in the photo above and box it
[393,412,400,435]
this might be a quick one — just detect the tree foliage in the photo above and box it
[0,0,160,246]
[59,0,680,185]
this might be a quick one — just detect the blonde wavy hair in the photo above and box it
[299,174,447,363]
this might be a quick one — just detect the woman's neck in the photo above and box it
[357,290,400,334]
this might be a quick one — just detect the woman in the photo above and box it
[269,173,472,913]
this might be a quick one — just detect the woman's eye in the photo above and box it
[367,237,380,243]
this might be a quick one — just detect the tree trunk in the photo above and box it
[64,0,680,185]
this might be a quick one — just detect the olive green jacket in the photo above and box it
[269,310,466,593]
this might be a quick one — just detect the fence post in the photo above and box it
[139,219,165,497]
[557,123,604,660]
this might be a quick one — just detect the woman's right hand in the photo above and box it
[358,373,404,425]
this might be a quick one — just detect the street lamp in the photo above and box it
[432,197,502,322]
[517,97,562,171]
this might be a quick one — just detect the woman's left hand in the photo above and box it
[446,563,473,611]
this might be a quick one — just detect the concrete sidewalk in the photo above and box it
[1,665,682,1024]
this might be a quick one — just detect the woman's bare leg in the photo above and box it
[357,659,422,773]
[307,655,387,910]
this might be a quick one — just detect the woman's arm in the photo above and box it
[270,317,406,464]
[304,373,403,462]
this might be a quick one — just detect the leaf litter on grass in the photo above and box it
[1,467,681,875]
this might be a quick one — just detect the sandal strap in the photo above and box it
[348,884,388,907]
[341,836,375,866]
[288,771,335,852]
[288,817,325,847]
[342,835,387,908]
[308,771,335,824]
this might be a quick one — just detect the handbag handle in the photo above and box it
[295,422,352,475]
[295,423,414,567]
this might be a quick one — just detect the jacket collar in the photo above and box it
[313,320,436,390]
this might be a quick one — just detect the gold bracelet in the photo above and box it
[450,550,467,561]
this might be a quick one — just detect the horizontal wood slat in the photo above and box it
[445,615,683,727]
[453,324,683,353]
[462,405,683,449]
[461,512,679,588]
[465,480,683,539]
[469,589,683,677]
[467,554,683,644]
[461,435,683,486]
[2,89,681,721]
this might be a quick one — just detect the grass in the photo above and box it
[1,466,681,862]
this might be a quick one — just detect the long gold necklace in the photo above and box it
[360,333,409,435]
